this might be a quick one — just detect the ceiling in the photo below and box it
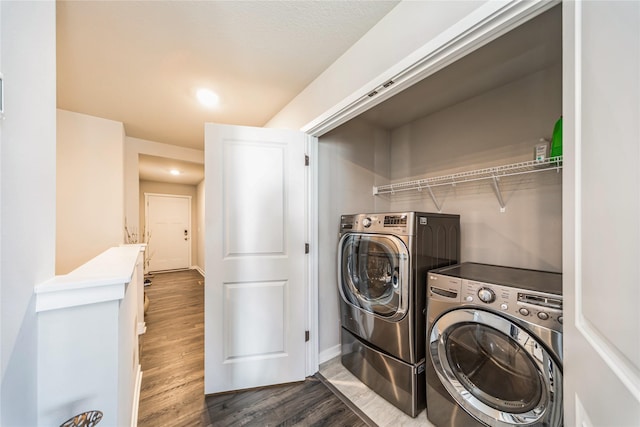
[56,2,560,187]
[358,4,562,130]
[56,0,400,152]
[138,154,205,185]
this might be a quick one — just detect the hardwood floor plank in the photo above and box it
[138,270,207,427]
[204,378,367,427]
[138,270,370,427]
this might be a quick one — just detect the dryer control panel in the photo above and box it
[428,272,563,332]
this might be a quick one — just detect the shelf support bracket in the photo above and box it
[425,184,442,212]
[491,175,506,212]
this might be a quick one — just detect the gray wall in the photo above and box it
[317,118,390,358]
[389,64,562,271]
[317,63,562,358]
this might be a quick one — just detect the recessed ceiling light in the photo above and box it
[196,88,219,108]
[170,169,181,176]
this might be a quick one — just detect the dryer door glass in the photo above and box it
[429,308,562,427]
[339,234,409,318]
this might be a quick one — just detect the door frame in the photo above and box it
[303,1,557,370]
[562,1,640,424]
[305,136,319,376]
[302,1,556,138]
[144,192,192,272]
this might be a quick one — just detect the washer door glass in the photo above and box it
[429,309,562,426]
[447,324,542,412]
[339,234,409,319]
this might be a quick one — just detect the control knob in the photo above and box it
[477,288,496,303]
[362,217,372,228]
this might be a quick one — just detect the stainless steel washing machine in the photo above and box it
[338,212,460,417]
[426,263,563,427]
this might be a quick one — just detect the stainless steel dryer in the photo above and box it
[338,212,460,417]
[426,263,563,427]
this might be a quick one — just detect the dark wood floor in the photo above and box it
[138,270,369,427]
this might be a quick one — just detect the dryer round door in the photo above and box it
[338,233,409,320]
[429,308,563,426]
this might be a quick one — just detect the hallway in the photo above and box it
[137,270,369,427]
[138,269,207,426]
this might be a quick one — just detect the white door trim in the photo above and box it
[305,135,319,376]
[564,0,640,411]
[301,0,558,138]
[144,192,192,271]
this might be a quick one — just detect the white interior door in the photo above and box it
[145,194,191,272]
[564,1,640,425]
[204,123,308,393]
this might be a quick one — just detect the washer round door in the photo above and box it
[338,233,409,320]
[429,309,563,426]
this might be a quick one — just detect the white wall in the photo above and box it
[56,117,205,272]
[1,1,56,425]
[124,136,204,243]
[266,1,486,131]
[196,180,205,273]
[317,118,390,359]
[56,110,125,274]
[389,64,562,271]
[139,180,199,269]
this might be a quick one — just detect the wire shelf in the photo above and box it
[372,156,563,211]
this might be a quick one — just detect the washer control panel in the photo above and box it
[428,272,563,331]
[339,213,415,235]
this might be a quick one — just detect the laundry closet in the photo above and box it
[317,5,562,356]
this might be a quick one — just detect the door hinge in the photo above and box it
[305,330,310,342]
[305,154,309,166]
[305,243,310,254]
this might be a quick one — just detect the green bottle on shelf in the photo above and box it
[550,116,562,158]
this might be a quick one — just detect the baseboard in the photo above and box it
[319,344,341,365]
[190,265,205,277]
[131,365,143,427]
[137,322,146,335]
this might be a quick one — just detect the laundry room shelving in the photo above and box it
[372,156,563,212]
